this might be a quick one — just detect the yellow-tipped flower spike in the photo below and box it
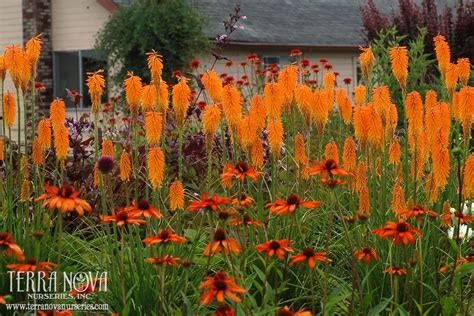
[141,84,157,112]
[456,58,470,86]
[202,104,221,149]
[3,91,16,128]
[264,82,283,120]
[389,46,408,92]
[294,133,307,166]
[342,137,357,173]
[119,150,132,182]
[172,76,191,127]
[433,35,450,75]
[38,118,52,150]
[50,98,66,132]
[169,179,185,211]
[202,70,223,103]
[124,71,142,118]
[148,147,165,190]
[54,125,69,161]
[32,137,44,166]
[101,140,114,158]
[359,46,375,83]
[86,69,105,114]
[25,34,42,68]
[146,49,163,83]
[221,84,242,131]
[267,119,283,158]
[145,111,163,147]
[463,155,474,198]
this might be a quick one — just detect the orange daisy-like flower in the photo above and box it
[34,184,92,216]
[231,194,254,208]
[319,178,347,187]
[229,214,264,226]
[372,220,422,245]
[203,228,241,256]
[266,194,320,216]
[0,232,25,261]
[101,210,146,227]
[187,193,231,212]
[221,161,261,188]
[454,211,474,225]
[398,205,439,225]
[289,248,331,268]
[306,159,350,180]
[125,199,163,219]
[214,304,236,316]
[256,240,294,259]
[145,255,181,267]
[384,267,407,276]
[354,247,380,265]
[7,258,57,277]
[199,272,246,305]
[143,229,187,246]
[276,306,312,316]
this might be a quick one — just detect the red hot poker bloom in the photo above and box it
[187,193,231,212]
[290,248,331,268]
[306,159,350,180]
[143,229,187,246]
[372,220,422,245]
[221,161,262,188]
[267,194,320,215]
[199,272,246,304]
[125,199,163,219]
[0,232,25,261]
[354,247,380,264]
[256,240,294,260]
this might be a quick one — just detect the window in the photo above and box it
[53,50,107,108]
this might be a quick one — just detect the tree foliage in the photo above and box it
[95,0,209,84]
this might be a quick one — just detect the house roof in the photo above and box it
[191,0,455,48]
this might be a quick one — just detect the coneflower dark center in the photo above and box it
[213,229,226,241]
[396,222,409,232]
[159,231,171,240]
[362,247,372,254]
[117,212,129,221]
[276,309,293,316]
[286,194,300,206]
[26,258,37,265]
[325,159,337,171]
[302,247,315,257]
[269,241,281,250]
[214,279,228,291]
[243,214,251,225]
[137,199,150,210]
[235,161,249,173]
[60,184,74,198]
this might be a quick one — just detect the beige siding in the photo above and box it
[52,0,111,51]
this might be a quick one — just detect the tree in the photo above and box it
[95,0,209,84]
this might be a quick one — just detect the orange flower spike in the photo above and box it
[405,91,424,139]
[255,240,294,259]
[3,91,16,128]
[202,104,222,149]
[354,85,366,106]
[456,58,470,85]
[0,232,25,261]
[238,115,257,150]
[172,76,192,126]
[221,161,261,188]
[125,199,163,219]
[169,179,185,210]
[267,118,284,158]
[391,182,407,216]
[37,118,52,150]
[101,139,114,158]
[353,105,369,147]
[144,111,163,146]
[147,147,165,190]
[463,155,474,198]
[340,97,353,124]
[354,247,379,265]
[199,272,246,305]
[294,133,307,166]
[143,229,186,246]
[389,46,409,91]
[141,84,157,112]
[146,49,163,82]
[25,34,43,68]
[365,104,383,149]
[0,55,7,82]
[324,141,339,164]
[324,72,336,90]
[221,84,242,131]
[264,82,284,120]
[311,88,330,132]
[202,70,223,103]
[250,138,264,169]
[431,129,450,189]
[359,46,375,82]
[86,69,105,114]
[433,35,450,75]
[372,220,422,245]
[54,125,69,161]
[249,94,266,133]
[32,137,44,166]
[290,248,331,268]
[444,63,458,96]
[119,150,132,182]
[4,45,25,88]
[0,138,3,161]
[342,137,357,173]
[278,64,298,107]
[267,194,320,216]
[102,209,146,227]
[203,228,241,256]
[372,85,391,119]
[295,84,313,127]
[124,71,143,117]
[358,185,371,216]
[34,183,92,216]
[158,80,170,109]
[50,98,66,131]
[388,138,401,165]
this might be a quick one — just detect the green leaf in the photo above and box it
[368,299,391,316]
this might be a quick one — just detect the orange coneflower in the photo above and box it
[354,247,379,265]
[86,69,105,114]
[462,155,474,198]
[25,34,42,68]
[384,267,407,276]
[267,194,320,216]
[119,150,131,182]
[203,228,241,256]
[256,240,293,259]
[342,137,357,173]
[124,71,142,117]
[324,141,339,163]
[3,91,16,128]
[202,70,223,102]
[231,193,254,208]
[145,255,181,267]
[294,133,307,166]
[50,98,65,131]
[145,111,162,146]
[440,202,452,228]
[456,58,470,85]
[454,211,474,225]
[249,94,266,133]
[7,258,57,277]
[188,193,231,212]
[146,49,163,82]
[229,214,263,226]
[389,46,408,91]
[221,161,261,188]
[290,248,331,268]
[372,220,422,245]
[214,304,236,316]
[38,118,51,150]
[169,179,185,210]
[143,229,186,246]
[267,118,284,157]
[35,183,92,216]
[306,159,349,180]
[4,45,26,88]
[359,46,375,82]
[141,84,157,111]
[202,104,222,148]
[102,209,146,226]
[32,137,44,166]
[398,205,438,225]
[54,125,69,161]
[101,139,114,158]
[0,232,25,261]
[172,76,191,126]
[222,84,242,131]
[264,82,283,120]
[276,306,312,316]
[148,147,165,190]
[354,85,366,106]
[433,35,450,75]
[199,272,246,305]
[444,63,458,96]
[125,199,163,219]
